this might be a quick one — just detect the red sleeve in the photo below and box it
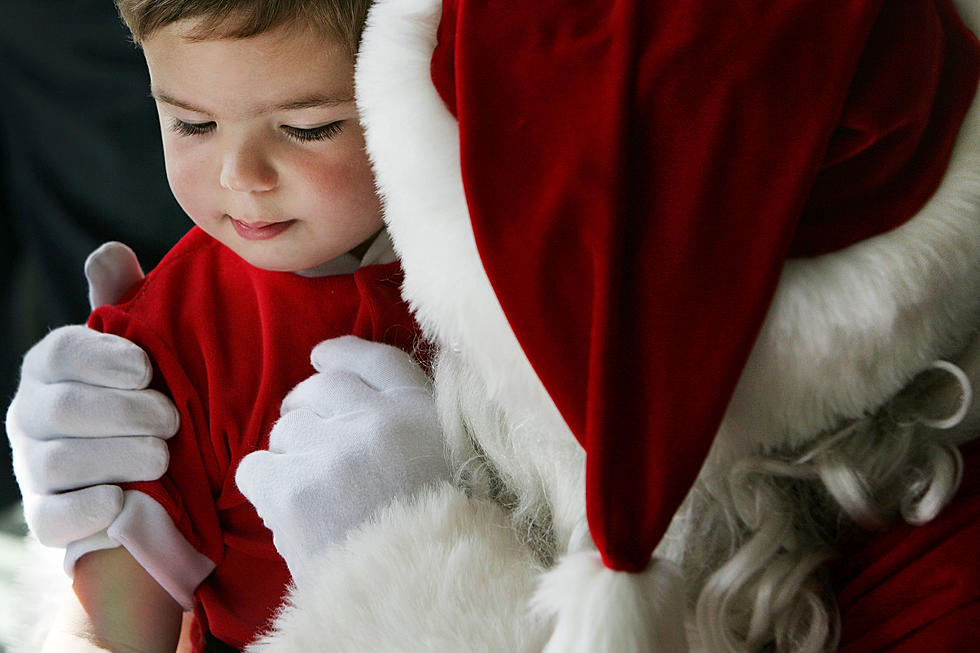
[834,439,980,652]
[89,301,224,564]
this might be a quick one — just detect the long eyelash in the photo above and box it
[169,118,215,137]
[281,121,345,143]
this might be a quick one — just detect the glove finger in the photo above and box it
[21,436,170,494]
[15,382,179,439]
[85,241,144,310]
[235,450,281,511]
[23,485,124,547]
[237,450,315,525]
[310,336,429,391]
[238,449,346,545]
[22,325,153,389]
[280,370,381,417]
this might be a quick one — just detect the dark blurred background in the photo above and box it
[0,0,187,511]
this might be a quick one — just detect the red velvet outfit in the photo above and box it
[89,227,418,650]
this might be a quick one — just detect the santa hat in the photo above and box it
[358,0,980,649]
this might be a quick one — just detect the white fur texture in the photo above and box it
[724,1,980,453]
[358,0,980,502]
[259,0,980,650]
[244,484,547,653]
[361,0,980,463]
[356,0,587,549]
[533,552,689,653]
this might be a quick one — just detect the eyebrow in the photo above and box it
[151,89,354,116]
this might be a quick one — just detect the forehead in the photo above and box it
[142,19,353,116]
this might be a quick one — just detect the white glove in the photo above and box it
[236,336,451,585]
[6,242,180,547]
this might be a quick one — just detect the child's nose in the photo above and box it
[219,142,277,193]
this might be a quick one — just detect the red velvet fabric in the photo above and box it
[431,0,980,575]
[834,439,980,652]
[795,0,980,256]
[90,228,419,650]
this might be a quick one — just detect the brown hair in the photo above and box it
[115,0,373,57]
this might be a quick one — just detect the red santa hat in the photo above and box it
[429,0,979,647]
[359,0,980,649]
[429,0,978,566]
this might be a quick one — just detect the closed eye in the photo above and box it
[281,121,345,143]
[169,118,216,137]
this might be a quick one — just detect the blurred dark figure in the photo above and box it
[0,0,187,509]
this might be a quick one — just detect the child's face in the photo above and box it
[142,20,382,272]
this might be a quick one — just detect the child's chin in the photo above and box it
[236,250,304,273]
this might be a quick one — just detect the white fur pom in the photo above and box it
[533,552,689,653]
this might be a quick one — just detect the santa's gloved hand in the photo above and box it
[6,242,179,547]
[236,336,450,585]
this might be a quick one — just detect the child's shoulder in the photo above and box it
[149,226,232,277]
[90,227,249,331]
[115,227,239,306]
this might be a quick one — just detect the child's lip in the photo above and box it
[228,216,296,240]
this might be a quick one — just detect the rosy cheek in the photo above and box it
[322,147,376,193]
[163,145,212,223]
[315,163,373,217]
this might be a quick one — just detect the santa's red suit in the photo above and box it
[242,0,980,651]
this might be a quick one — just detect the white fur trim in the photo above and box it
[357,0,544,412]
[724,5,980,451]
[357,0,586,545]
[245,483,548,652]
[360,0,980,460]
[285,5,980,653]
[532,552,689,653]
[955,0,980,35]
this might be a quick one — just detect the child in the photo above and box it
[41,1,445,651]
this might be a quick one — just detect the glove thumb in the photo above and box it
[85,242,145,309]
